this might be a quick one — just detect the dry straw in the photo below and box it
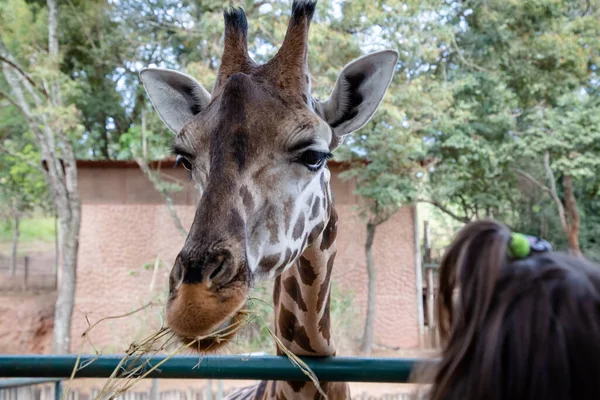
[64,299,327,400]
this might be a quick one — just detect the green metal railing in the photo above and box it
[0,378,63,400]
[0,355,429,383]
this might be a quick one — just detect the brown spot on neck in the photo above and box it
[320,208,338,251]
[310,195,321,220]
[308,221,325,244]
[318,290,331,345]
[278,304,316,353]
[317,252,336,312]
[273,275,281,307]
[266,204,280,244]
[260,254,280,275]
[283,198,294,233]
[288,380,306,393]
[283,276,308,312]
[297,256,318,286]
[292,212,305,240]
[306,193,314,208]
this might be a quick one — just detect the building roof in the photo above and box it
[75,158,353,170]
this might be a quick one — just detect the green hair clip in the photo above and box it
[508,232,531,259]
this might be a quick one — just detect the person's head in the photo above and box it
[428,219,600,400]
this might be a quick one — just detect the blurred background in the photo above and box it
[0,0,598,398]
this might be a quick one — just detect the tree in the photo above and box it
[336,101,425,354]
[455,0,600,255]
[394,0,600,258]
[0,0,83,353]
[0,143,49,275]
[517,91,600,256]
[419,73,521,224]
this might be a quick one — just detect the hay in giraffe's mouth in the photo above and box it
[63,299,327,399]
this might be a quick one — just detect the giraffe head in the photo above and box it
[140,0,397,350]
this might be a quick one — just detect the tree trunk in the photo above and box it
[9,211,20,276]
[562,175,582,257]
[47,0,61,105]
[54,214,59,274]
[101,112,110,159]
[52,208,80,353]
[541,152,581,256]
[360,222,377,355]
[48,0,81,354]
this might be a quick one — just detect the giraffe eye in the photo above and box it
[296,150,332,172]
[175,155,193,171]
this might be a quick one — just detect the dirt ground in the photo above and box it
[0,291,55,354]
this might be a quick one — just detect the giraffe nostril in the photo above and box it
[209,255,227,281]
[176,248,238,287]
[169,257,185,293]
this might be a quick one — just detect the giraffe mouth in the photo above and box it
[176,308,248,352]
[165,281,250,353]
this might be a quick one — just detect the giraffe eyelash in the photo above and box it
[295,150,332,172]
[174,154,193,180]
[174,154,193,171]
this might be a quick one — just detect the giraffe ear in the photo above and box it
[140,68,211,134]
[316,50,398,150]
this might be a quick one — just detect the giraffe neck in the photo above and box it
[236,171,350,399]
[262,205,349,399]
[273,206,338,357]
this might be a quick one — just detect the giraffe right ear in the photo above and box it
[315,50,398,150]
[139,68,211,134]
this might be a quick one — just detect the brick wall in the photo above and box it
[70,161,420,352]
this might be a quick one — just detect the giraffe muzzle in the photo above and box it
[165,247,251,347]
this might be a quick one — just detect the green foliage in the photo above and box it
[0,141,51,220]
[520,90,600,179]
[424,72,521,220]
[0,216,55,243]
[116,115,174,161]
[332,3,432,224]
[1,0,84,215]
[336,103,425,223]
[388,0,600,256]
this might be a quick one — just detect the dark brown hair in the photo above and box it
[425,219,600,400]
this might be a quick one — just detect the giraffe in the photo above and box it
[139,1,397,398]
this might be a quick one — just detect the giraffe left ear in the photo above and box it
[315,50,398,150]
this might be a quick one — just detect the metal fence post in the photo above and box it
[54,381,62,400]
[149,378,159,400]
[23,256,29,291]
[206,379,213,400]
[217,380,223,400]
